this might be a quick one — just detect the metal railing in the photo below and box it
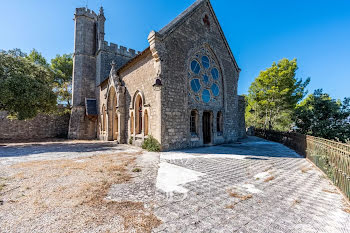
[255,129,350,201]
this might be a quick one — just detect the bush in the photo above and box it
[129,137,133,145]
[142,135,161,152]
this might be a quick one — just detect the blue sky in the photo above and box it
[1,0,349,100]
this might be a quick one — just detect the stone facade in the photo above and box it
[0,111,70,141]
[68,0,246,151]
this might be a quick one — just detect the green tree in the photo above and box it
[293,89,350,142]
[0,50,57,120]
[1,48,27,58]
[26,49,49,67]
[51,54,73,108]
[246,58,310,130]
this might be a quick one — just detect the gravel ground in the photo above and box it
[0,141,161,233]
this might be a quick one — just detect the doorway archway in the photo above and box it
[203,111,212,144]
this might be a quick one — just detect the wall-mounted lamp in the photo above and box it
[152,78,163,91]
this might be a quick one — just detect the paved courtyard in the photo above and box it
[0,137,349,232]
[153,137,350,233]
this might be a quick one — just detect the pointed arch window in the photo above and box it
[135,94,143,135]
[190,110,198,136]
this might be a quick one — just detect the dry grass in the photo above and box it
[132,168,142,173]
[301,166,312,173]
[264,176,275,182]
[225,203,237,209]
[0,183,6,192]
[343,207,350,214]
[227,190,253,201]
[343,199,350,214]
[322,189,338,194]
[0,152,161,233]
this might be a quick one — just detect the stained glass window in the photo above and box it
[202,74,209,85]
[211,83,219,96]
[191,79,201,93]
[202,56,210,69]
[202,90,211,103]
[211,68,219,80]
[191,60,201,74]
[188,49,221,104]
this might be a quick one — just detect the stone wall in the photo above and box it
[0,112,70,141]
[120,52,160,144]
[98,51,161,145]
[159,1,242,150]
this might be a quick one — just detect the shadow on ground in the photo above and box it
[169,136,302,159]
[0,141,122,157]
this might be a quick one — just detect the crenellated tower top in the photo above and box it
[75,7,98,20]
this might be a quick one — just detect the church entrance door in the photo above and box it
[203,112,211,144]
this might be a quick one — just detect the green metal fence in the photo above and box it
[255,129,350,201]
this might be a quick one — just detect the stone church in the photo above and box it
[68,0,246,151]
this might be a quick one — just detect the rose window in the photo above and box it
[188,49,221,103]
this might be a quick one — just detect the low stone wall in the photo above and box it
[0,111,70,142]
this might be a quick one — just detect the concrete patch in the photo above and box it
[156,162,205,194]
[241,184,263,194]
[254,171,270,180]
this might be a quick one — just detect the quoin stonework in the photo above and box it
[68,0,246,151]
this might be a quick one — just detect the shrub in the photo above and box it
[129,137,133,145]
[132,168,142,173]
[142,135,161,152]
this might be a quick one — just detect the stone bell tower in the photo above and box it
[68,8,101,139]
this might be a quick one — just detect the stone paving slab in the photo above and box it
[153,137,350,233]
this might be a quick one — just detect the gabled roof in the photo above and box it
[159,0,205,36]
[158,0,240,72]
